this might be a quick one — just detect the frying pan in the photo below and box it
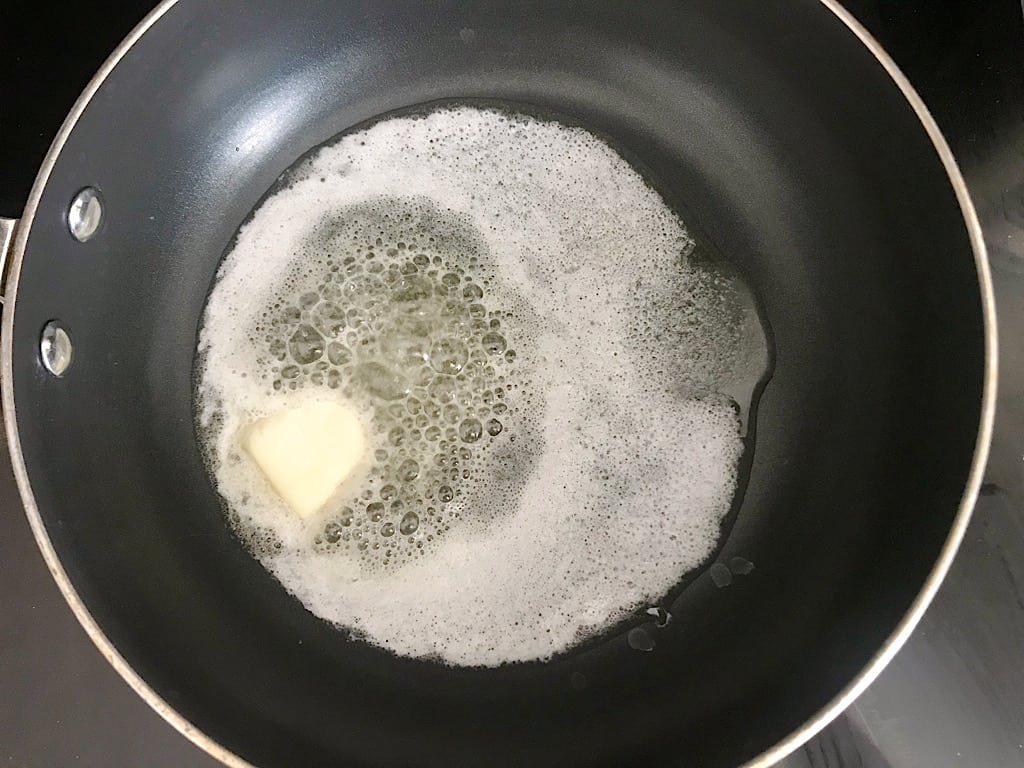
[0,1,996,766]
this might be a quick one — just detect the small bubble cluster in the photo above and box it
[241,199,518,569]
[195,105,764,667]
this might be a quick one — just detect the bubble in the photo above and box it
[391,338,430,369]
[429,338,469,375]
[354,361,411,401]
[398,459,420,481]
[268,338,287,360]
[399,511,420,535]
[459,418,483,443]
[288,324,324,364]
[486,418,503,436]
[646,606,672,627]
[367,502,385,522]
[481,332,507,355]
[429,378,457,404]
[324,521,343,544]
[327,341,351,365]
[463,283,484,300]
[381,522,396,537]
[391,274,434,302]
[438,485,454,503]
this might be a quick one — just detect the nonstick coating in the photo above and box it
[6,1,989,766]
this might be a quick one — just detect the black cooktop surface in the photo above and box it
[2,2,1022,766]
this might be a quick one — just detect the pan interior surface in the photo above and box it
[9,2,988,767]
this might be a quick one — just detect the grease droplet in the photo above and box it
[709,562,733,588]
[627,627,655,652]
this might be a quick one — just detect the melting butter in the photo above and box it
[242,399,367,518]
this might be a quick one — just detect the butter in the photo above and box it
[241,400,367,519]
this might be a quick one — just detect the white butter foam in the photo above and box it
[196,105,748,666]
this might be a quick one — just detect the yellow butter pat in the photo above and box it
[241,400,366,519]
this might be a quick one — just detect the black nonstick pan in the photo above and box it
[0,1,995,766]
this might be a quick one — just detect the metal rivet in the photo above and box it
[40,321,73,377]
[67,187,103,242]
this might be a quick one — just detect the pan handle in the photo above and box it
[0,217,16,305]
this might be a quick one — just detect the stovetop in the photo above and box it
[1,2,1022,766]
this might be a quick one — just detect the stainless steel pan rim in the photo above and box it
[0,1,997,766]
